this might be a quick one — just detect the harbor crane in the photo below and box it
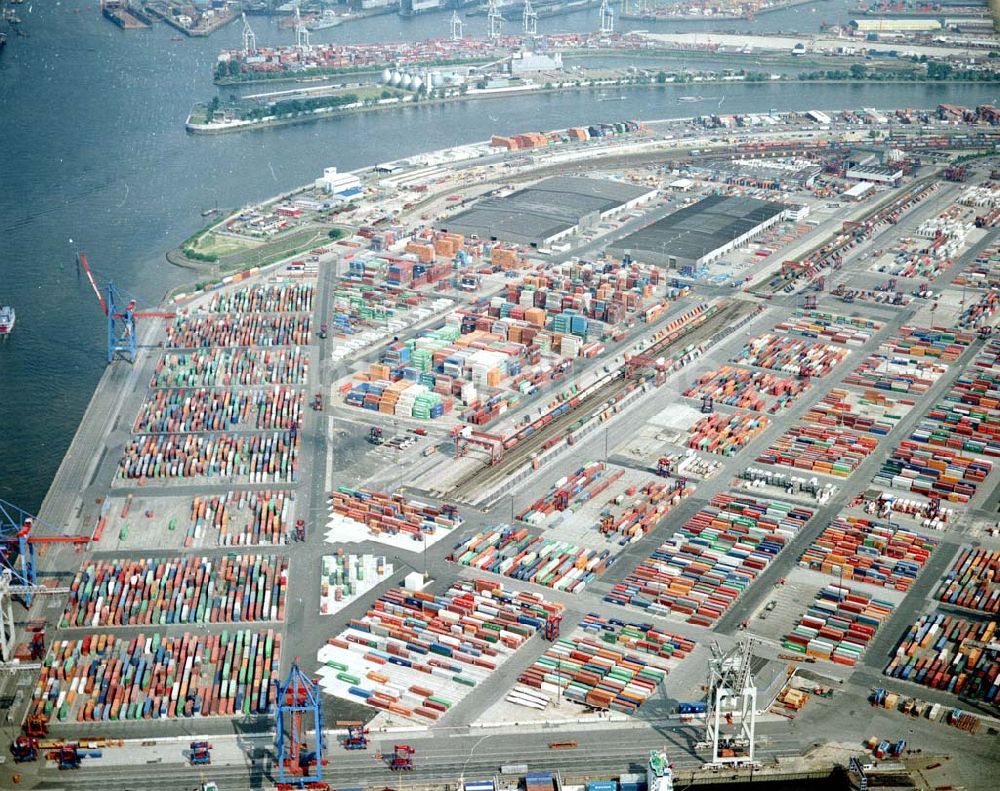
[294,4,311,50]
[487,0,503,40]
[77,252,175,364]
[705,635,758,766]
[241,12,257,57]
[449,9,463,40]
[451,426,504,465]
[599,0,614,34]
[523,0,538,35]
[341,722,369,750]
[390,744,416,771]
[1,499,76,664]
[276,660,325,788]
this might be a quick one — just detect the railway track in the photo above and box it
[756,175,939,296]
[448,300,754,505]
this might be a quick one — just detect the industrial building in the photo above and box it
[436,176,656,247]
[315,166,362,199]
[509,50,563,75]
[846,161,904,186]
[607,194,787,269]
[851,18,942,32]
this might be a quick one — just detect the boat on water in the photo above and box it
[201,207,220,218]
[0,306,16,337]
[307,10,343,30]
[677,95,704,103]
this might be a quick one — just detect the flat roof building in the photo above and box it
[846,164,904,186]
[608,194,787,269]
[436,176,656,247]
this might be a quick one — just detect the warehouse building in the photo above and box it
[851,18,942,32]
[436,176,657,248]
[607,194,787,269]
[846,163,904,186]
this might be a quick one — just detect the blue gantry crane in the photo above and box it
[0,499,85,605]
[276,660,325,788]
[77,252,175,364]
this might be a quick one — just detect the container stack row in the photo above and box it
[885,614,999,703]
[911,402,1000,459]
[935,547,1000,614]
[134,386,302,433]
[756,423,879,477]
[854,489,956,532]
[579,614,696,664]
[328,288,452,363]
[953,241,1000,290]
[30,629,280,723]
[682,365,809,413]
[878,326,976,363]
[189,490,294,546]
[328,488,462,540]
[448,526,610,593]
[798,515,935,591]
[320,552,393,615]
[950,340,1000,410]
[165,314,311,349]
[802,388,910,436]
[205,282,314,314]
[731,333,850,377]
[775,309,882,346]
[843,353,948,394]
[344,380,449,420]
[315,579,563,721]
[688,412,770,456]
[117,431,299,483]
[151,348,310,388]
[517,462,622,524]
[872,440,992,503]
[606,494,813,625]
[956,290,1000,330]
[518,636,668,714]
[782,584,894,666]
[62,554,288,627]
[497,256,661,329]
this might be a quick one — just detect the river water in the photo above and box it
[0,2,997,512]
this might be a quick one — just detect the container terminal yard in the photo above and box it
[3,105,1000,791]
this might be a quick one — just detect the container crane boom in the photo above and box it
[77,252,108,315]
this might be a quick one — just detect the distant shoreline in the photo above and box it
[187,76,988,136]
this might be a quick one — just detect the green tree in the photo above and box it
[850,63,866,79]
[228,59,241,77]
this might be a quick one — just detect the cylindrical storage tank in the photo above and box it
[390,71,402,86]
[411,77,423,92]
[401,74,412,89]
[382,68,392,84]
